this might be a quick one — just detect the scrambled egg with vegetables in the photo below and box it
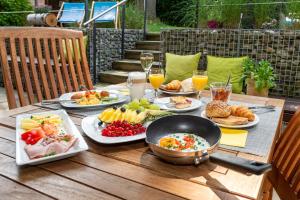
[158,133,210,152]
[71,90,117,105]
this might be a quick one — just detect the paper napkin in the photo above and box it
[220,128,248,147]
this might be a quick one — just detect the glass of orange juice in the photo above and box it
[192,70,208,99]
[149,68,164,99]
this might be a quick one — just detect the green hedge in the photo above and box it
[0,0,33,26]
[157,0,186,26]
[157,0,300,28]
[125,4,144,29]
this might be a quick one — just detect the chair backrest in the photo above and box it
[0,27,93,109]
[57,2,85,25]
[269,108,300,200]
[91,1,117,23]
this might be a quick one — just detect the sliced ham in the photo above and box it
[25,136,77,159]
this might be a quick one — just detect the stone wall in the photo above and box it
[88,28,143,82]
[161,29,300,98]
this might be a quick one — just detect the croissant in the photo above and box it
[165,80,181,91]
[230,106,255,121]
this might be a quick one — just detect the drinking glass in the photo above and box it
[210,82,232,103]
[149,68,164,99]
[127,72,146,100]
[140,52,154,77]
[192,70,208,99]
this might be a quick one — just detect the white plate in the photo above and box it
[200,111,259,128]
[81,115,147,144]
[16,110,88,166]
[154,97,202,112]
[159,89,197,95]
[59,90,128,108]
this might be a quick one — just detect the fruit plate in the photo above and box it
[200,111,260,129]
[59,90,128,108]
[16,110,88,166]
[158,89,197,95]
[154,97,202,112]
[81,115,148,144]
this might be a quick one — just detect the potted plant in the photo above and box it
[241,58,276,97]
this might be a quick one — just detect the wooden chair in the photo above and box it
[262,108,300,200]
[0,27,93,109]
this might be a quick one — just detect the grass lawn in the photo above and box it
[147,20,177,32]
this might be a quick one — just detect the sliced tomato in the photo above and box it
[21,128,45,145]
[183,135,194,143]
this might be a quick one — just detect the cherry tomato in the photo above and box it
[100,91,109,97]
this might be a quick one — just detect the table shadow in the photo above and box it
[140,150,254,200]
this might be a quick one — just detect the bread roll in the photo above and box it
[206,100,231,118]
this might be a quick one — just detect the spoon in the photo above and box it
[226,73,231,87]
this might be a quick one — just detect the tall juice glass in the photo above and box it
[149,68,164,99]
[192,70,208,99]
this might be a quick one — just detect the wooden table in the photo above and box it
[0,90,284,200]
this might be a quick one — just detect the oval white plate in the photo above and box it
[158,89,197,96]
[59,90,128,108]
[200,111,259,128]
[154,97,202,112]
[16,110,88,166]
[81,115,147,144]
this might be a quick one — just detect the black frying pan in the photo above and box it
[146,115,272,175]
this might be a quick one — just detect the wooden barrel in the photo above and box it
[27,13,57,27]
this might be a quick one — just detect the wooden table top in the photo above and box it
[0,90,285,200]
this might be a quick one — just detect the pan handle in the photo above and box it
[209,152,272,175]
[194,150,209,165]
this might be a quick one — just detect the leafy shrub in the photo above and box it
[124,4,144,29]
[156,0,192,27]
[34,6,52,14]
[220,0,242,28]
[157,0,242,28]
[0,0,33,26]
[156,0,300,29]
[286,0,300,21]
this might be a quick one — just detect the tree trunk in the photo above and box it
[135,0,156,20]
[27,13,57,27]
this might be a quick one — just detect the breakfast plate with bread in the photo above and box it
[201,100,259,128]
[159,79,197,95]
[154,96,202,112]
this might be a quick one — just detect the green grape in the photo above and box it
[139,98,149,104]
[148,104,160,110]
[128,100,140,110]
[139,98,150,107]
